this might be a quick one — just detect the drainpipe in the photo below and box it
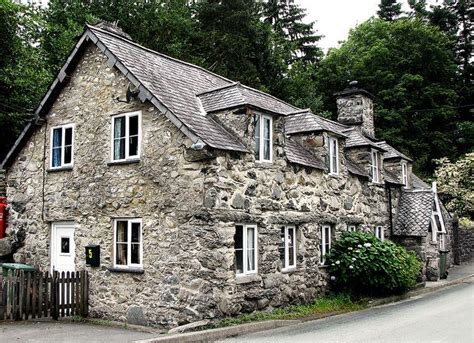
[387,185,393,237]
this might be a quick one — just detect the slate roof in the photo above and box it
[393,190,435,236]
[284,110,348,136]
[284,138,326,170]
[345,158,369,178]
[198,82,298,115]
[375,141,412,161]
[343,128,385,150]
[384,168,404,185]
[412,174,431,189]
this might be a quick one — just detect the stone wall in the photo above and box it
[5,44,398,329]
[336,94,375,138]
[458,225,474,262]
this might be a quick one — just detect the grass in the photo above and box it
[213,294,366,328]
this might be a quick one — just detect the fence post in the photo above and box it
[81,271,89,317]
[51,271,58,320]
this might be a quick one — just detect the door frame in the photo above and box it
[51,221,76,273]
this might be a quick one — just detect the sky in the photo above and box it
[297,0,440,52]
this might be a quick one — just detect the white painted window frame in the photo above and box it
[347,224,357,232]
[371,149,380,183]
[235,224,258,276]
[329,137,339,175]
[111,111,142,162]
[281,225,297,271]
[375,226,385,241]
[320,224,332,265]
[401,161,408,187]
[431,191,446,242]
[255,113,273,163]
[50,124,75,169]
[113,218,143,269]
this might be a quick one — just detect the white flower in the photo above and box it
[355,249,360,253]
[330,276,336,281]
[364,243,372,248]
[349,265,354,269]
[348,247,353,251]
[335,260,341,265]
[331,263,335,266]
[352,257,356,261]
[357,244,362,248]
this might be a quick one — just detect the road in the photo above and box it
[222,279,474,343]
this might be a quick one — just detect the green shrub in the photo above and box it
[326,231,421,296]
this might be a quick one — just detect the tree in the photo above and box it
[0,1,51,162]
[377,0,402,21]
[315,18,460,175]
[435,153,474,219]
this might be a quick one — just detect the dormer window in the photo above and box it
[254,114,272,163]
[401,161,408,187]
[329,137,339,175]
[370,149,380,183]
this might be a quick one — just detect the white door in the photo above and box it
[51,222,76,273]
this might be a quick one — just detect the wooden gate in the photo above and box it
[0,270,89,320]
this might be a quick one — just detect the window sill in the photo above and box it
[47,166,73,173]
[236,273,261,284]
[255,161,274,168]
[107,159,140,166]
[108,267,144,274]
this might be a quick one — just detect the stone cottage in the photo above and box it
[0,24,453,327]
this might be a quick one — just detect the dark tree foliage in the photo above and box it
[377,0,402,21]
[315,19,460,175]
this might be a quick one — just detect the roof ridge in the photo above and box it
[87,24,235,85]
[196,82,240,96]
[239,84,300,112]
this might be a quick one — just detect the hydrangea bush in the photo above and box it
[326,231,421,296]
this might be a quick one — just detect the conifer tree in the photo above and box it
[377,0,402,21]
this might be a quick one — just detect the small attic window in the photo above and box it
[254,113,272,163]
[329,137,339,175]
[401,162,408,187]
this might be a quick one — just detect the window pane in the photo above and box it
[247,227,256,271]
[254,116,260,160]
[65,127,73,146]
[129,136,138,156]
[129,115,139,136]
[131,243,140,264]
[131,222,140,242]
[234,226,243,250]
[288,228,295,266]
[61,237,70,254]
[114,138,126,160]
[263,118,271,140]
[279,227,285,266]
[52,128,62,148]
[116,221,128,242]
[114,116,126,138]
[235,249,243,274]
[116,243,127,265]
[52,147,61,167]
[64,146,72,164]
[263,138,270,160]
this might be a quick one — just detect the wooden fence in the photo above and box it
[0,270,88,321]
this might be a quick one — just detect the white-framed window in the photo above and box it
[430,196,446,242]
[370,149,380,183]
[279,225,297,271]
[234,224,258,275]
[329,137,339,175]
[401,161,408,187]
[50,124,74,169]
[374,226,385,241]
[111,111,141,162]
[113,218,143,269]
[320,224,332,265]
[254,113,272,162]
[347,224,357,232]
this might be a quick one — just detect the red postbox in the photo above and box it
[0,197,7,239]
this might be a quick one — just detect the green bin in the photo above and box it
[439,251,448,279]
[1,263,36,277]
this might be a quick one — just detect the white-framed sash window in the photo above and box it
[254,114,272,162]
[375,226,385,241]
[235,224,258,275]
[111,111,141,162]
[113,218,143,269]
[279,225,297,270]
[401,161,408,187]
[370,149,380,183]
[320,224,332,265]
[50,124,74,169]
[329,137,339,175]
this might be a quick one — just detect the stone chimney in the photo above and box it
[335,81,375,138]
